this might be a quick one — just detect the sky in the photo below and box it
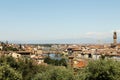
[0,0,120,44]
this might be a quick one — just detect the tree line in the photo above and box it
[0,55,120,80]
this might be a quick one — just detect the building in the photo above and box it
[113,31,117,45]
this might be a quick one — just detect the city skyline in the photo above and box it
[0,0,120,43]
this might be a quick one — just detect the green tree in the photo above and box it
[44,57,67,67]
[33,66,75,80]
[0,55,41,80]
[59,58,67,67]
[78,59,120,80]
[0,64,22,80]
[44,57,55,65]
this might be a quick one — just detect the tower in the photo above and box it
[113,31,117,45]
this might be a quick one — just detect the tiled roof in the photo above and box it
[74,60,87,68]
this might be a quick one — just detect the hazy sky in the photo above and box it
[0,0,120,43]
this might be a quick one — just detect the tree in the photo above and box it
[0,64,22,80]
[78,59,120,80]
[44,57,67,67]
[44,57,55,65]
[33,66,75,80]
[0,55,41,80]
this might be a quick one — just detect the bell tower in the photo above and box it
[113,31,117,45]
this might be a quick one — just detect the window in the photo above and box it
[88,54,92,58]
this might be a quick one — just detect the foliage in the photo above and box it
[78,59,120,80]
[0,55,41,80]
[39,44,52,47]
[1,55,120,80]
[44,57,67,67]
[3,46,18,51]
[33,66,75,80]
[0,64,22,80]
[0,42,18,51]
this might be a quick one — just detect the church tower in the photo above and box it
[113,31,117,45]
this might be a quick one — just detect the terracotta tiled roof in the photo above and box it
[74,60,87,68]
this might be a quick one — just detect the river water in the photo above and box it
[42,53,62,60]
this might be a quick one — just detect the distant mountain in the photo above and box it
[7,37,119,44]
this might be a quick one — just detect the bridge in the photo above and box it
[42,50,63,54]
